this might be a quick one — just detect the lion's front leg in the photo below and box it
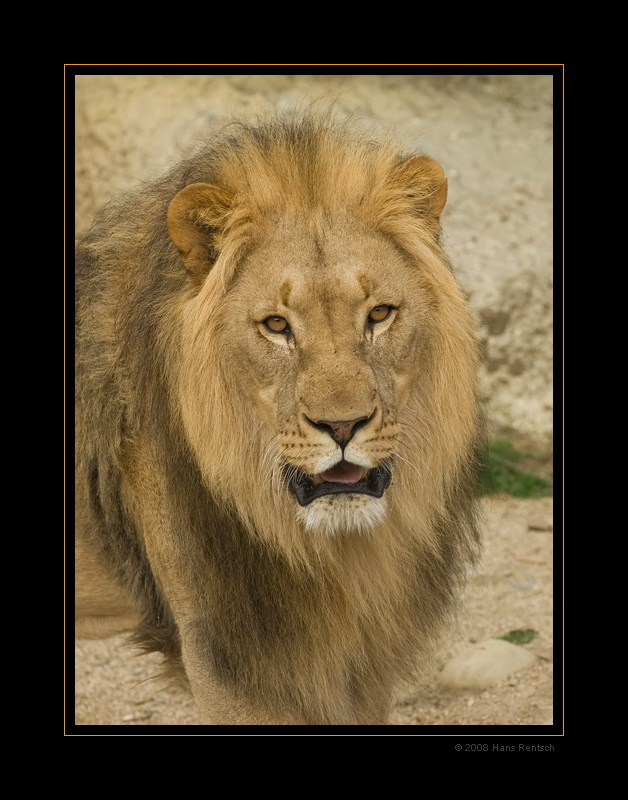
[181,656,303,725]
[74,478,141,640]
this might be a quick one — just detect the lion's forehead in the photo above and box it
[241,218,409,317]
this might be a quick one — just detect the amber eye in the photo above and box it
[368,305,392,323]
[263,315,290,334]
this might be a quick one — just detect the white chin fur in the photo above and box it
[296,493,388,536]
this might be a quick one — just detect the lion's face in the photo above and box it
[177,211,444,539]
[227,214,428,535]
[169,146,477,546]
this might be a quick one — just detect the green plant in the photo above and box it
[476,437,552,498]
[499,629,538,645]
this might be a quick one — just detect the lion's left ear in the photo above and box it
[388,154,448,221]
[167,182,234,273]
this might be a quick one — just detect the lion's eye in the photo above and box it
[368,305,392,324]
[263,316,290,334]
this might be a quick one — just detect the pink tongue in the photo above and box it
[320,460,364,484]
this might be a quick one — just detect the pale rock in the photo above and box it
[437,639,536,690]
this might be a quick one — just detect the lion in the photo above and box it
[74,110,481,725]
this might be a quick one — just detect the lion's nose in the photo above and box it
[306,415,371,447]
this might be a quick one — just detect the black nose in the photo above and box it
[306,416,370,447]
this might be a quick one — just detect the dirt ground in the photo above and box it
[72,494,556,732]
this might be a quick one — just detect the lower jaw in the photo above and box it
[289,464,391,507]
[296,491,389,536]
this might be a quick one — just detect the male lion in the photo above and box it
[75,111,481,725]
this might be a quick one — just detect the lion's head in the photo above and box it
[165,118,478,558]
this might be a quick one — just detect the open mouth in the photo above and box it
[289,460,392,506]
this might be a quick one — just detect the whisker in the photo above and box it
[257,436,282,498]
[395,428,438,491]
[394,449,428,484]
[245,421,266,449]
[260,441,277,477]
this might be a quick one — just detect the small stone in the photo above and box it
[528,521,552,531]
[437,639,536,690]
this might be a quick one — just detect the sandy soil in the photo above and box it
[72,494,556,732]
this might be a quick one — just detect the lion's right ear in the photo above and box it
[167,182,234,274]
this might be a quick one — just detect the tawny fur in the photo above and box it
[75,110,481,725]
